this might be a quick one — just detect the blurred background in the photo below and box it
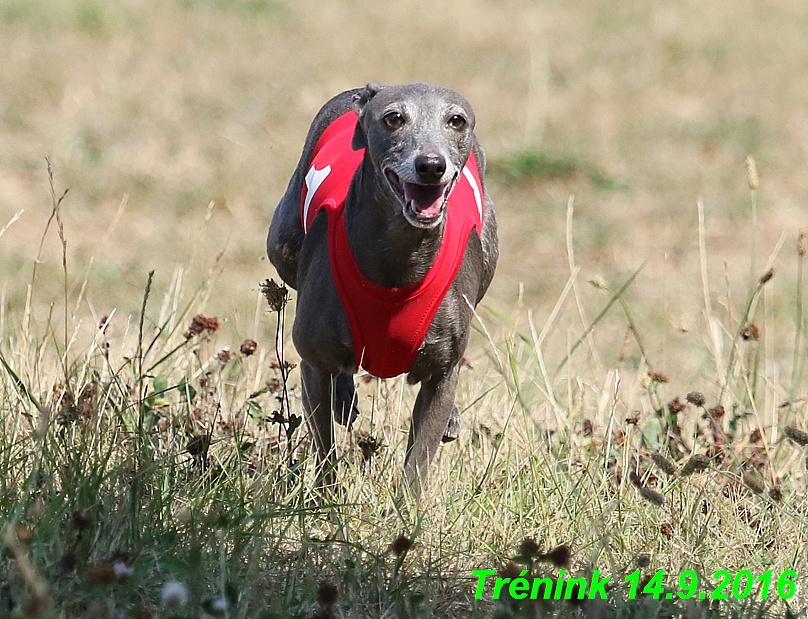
[1,0,807,386]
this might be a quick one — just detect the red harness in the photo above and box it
[300,111,484,379]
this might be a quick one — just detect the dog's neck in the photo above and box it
[344,162,444,288]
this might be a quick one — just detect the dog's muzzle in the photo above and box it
[385,169,458,229]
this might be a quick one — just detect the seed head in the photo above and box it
[260,278,288,312]
[667,397,687,415]
[746,155,759,190]
[184,314,219,340]
[680,454,710,476]
[799,230,807,257]
[207,597,229,614]
[638,486,665,506]
[518,537,541,558]
[769,486,783,502]
[540,544,571,568]
[112,561,134,579]
[685,391,706,407]
[390,534,412,556]
[750,428,762,443]
[660,522,673,539]
[648,370,669,384]
[741,323,760,341]
[239,339,258,356]
[635,554,651,568]
[161,581,188,608]
[357,435,379,462]
[759,268,775,286]
[783,426,808,446]
[650,452,676,476]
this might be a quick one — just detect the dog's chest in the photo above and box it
[299,112,484,379]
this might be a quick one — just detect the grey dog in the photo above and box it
[267,82,498,496]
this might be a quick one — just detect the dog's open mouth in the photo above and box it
[385,170,456,227]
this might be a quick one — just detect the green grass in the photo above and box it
[492,149,582,182]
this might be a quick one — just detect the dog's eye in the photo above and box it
[383,112,405,129]
[447,114,467,130]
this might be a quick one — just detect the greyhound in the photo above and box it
[267,82,498,496]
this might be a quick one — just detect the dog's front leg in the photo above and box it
[402,365,460,498]
[300,359,337,489]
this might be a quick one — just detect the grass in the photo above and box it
[489,148,626,191]
[1,162,807,617]
[491,150,581,182]
[2,0,808,616]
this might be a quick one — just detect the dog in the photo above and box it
[267,82,498,496]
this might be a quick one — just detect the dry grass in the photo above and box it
[1,0,808,617]
[2,0,807,393]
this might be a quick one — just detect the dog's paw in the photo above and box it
[334,373,359,427]
[335,399,359,427]
[441,405,461,443]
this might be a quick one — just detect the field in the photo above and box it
[1,0,808,617]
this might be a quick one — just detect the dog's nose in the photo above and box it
[414,154,447,182]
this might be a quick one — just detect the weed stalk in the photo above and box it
[131,269,154,546]
[259,279,300,473]
[46,159,70,387]
[792,230,806,397]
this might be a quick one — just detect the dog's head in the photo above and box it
[351,82,476,229]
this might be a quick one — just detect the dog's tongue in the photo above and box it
[404,182,446,218]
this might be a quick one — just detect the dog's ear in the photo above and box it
[352,82,382,114]
[351,82,382,151]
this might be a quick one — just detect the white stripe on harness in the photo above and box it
[462,165,483,221]
[303,164,332,233]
